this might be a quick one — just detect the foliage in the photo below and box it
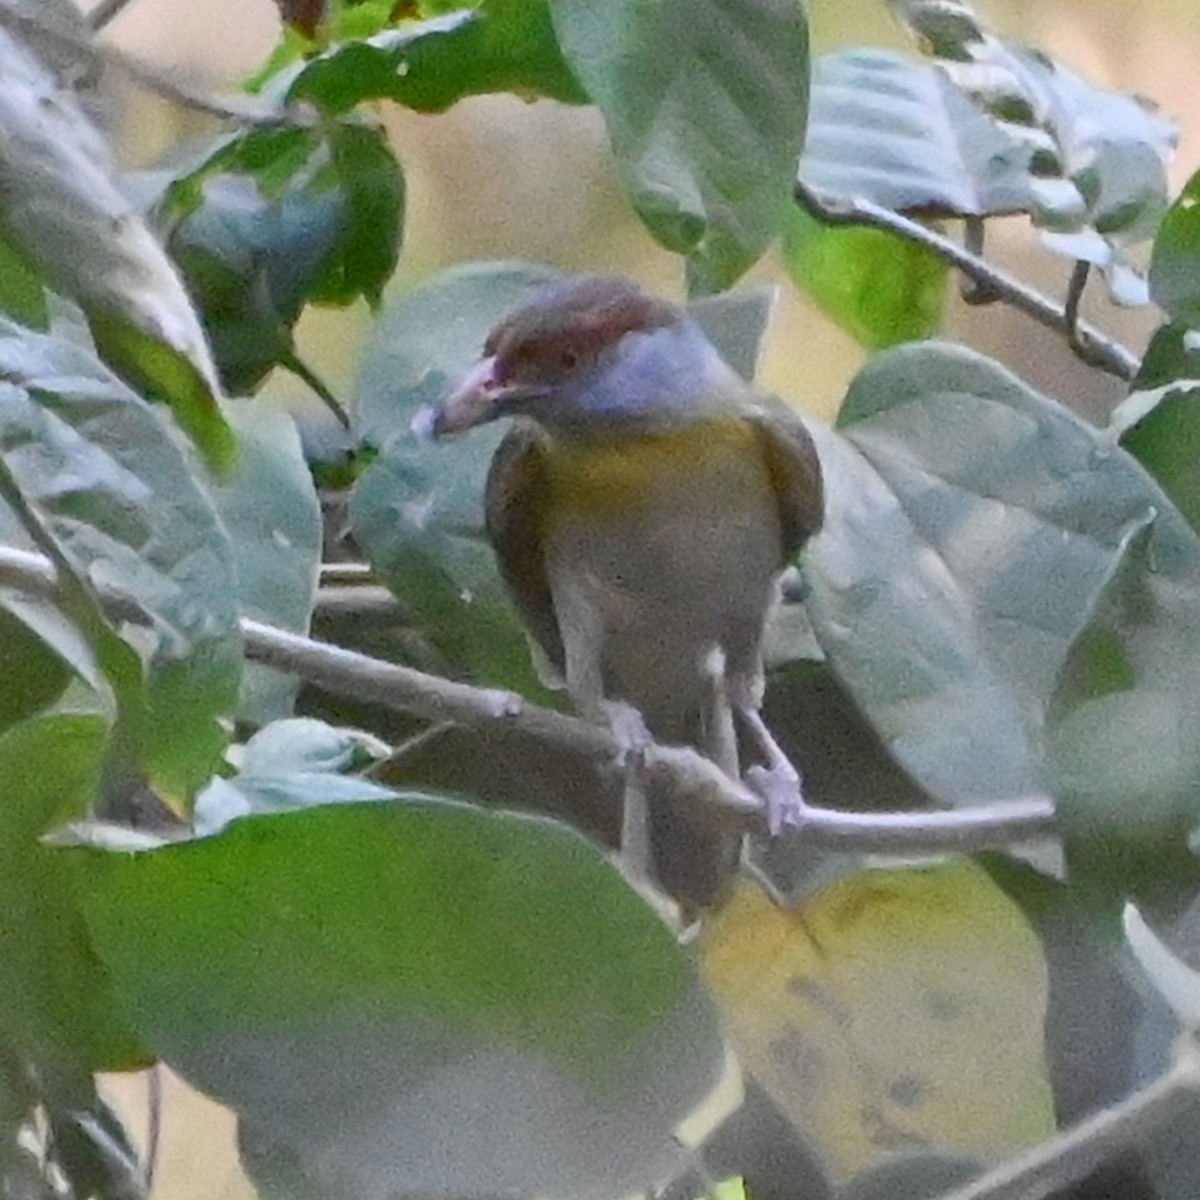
[0,0,1199,1199]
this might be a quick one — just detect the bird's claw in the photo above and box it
[746,760,806,835]
[600,700,654,766]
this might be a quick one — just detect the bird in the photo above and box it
[429,274,824,909]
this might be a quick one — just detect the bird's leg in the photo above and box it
[728,678,806,835]
[700,646,739,778]
[555,579,658,887]
[598,699,656,889]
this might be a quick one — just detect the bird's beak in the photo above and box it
[430,356,508,437]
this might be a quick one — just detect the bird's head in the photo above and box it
[430,275,739,439]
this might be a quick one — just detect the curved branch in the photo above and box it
[0,545,1058,854]
[939,1038,1200,1200]
[794,182,1140,382]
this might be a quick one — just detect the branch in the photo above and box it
[794,182,1140,382]
[937,1037,1200,1200]
[0,545,1058,854]
[85,0,138,32]
[0,3,310,130]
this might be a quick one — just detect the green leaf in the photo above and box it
[309,123,405,308]
[687,286,777,382]
[287,4,585,116]
[0,319,242,803]
[0,609,71,735]
[195,717,393,835]
[1046,507,1200,900]
[351,261,562,693]
[1150,166,1200,327]
[887,3,1174,296]
[204,403,321,725]
[1113,327,1200,537]
[0,235,47,330]
[549,0,809,293]
[161,124,404,395]
[0,714,147,1073]
[783,204,947,348]
[71,799,733,1199]
[1018,51,1173,295]
[805,342,1175,804]
[0,28,234,474]
[800,50,1074,220]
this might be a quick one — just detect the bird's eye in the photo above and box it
[559,349,580,371]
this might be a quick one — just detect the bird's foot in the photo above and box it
[745,759,806,835]
[599,699,654,763]
[734,701,807,835]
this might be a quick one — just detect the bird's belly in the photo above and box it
[541,427,783,721]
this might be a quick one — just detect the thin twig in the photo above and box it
[280,351,351,429]
[85,0,139,33]
[1063,258,1097,366]
[109,46,311,128]
[141,1065,161,1196]
[0,544,1059,853]
[937,1037,1200,1200]
[0,3,311,130]
[959,216,999,305]
[794,182,1140,382]
[315,584,403,619]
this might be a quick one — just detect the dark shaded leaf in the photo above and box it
[287,3,585,115]
[161,124,403,395]
[0,715,148,1073]
[309,123,404,308]
[550,0,809,293]
[0,236,47,330]
[45,1090,145,1200]
[0,29,234,473]
[71,799,733,1199]
[838,1152,982,1200]
[783,204,947,349]
[274,0,327,38]
[0,609,71,735]
[0,320,242,802]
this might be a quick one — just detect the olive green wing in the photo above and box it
[747,396,825,560]
[484,423,565,677]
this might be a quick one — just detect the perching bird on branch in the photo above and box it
[430,274,823,909]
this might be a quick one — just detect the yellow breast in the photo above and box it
[540,416,764,524]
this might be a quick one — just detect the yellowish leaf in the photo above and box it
[700,859,1053,1182]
